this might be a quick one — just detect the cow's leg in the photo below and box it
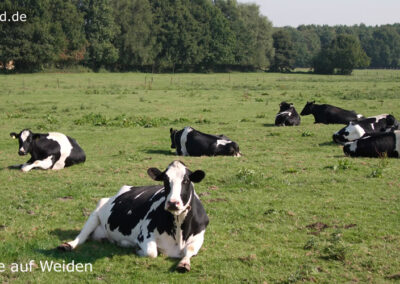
[21,156,54,172]
[136,238,158,258]
[176,230,205,273]
[58,198,109,251]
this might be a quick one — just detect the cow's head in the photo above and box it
[300,101,315,116]
[10,129,33,156]
[279,101,293,112]
[147,161,205,216]
[170,128,178,149]
[333,122,366,144]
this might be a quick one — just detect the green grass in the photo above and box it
[1,70,400,283]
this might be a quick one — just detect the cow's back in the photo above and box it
[99,185,169,245]
[317,105,358,124]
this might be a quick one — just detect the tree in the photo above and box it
[112,0,156,70]
[313,34,370,75]
[0,0,66,72]
[79,0,119,70]
[270,30,296,72]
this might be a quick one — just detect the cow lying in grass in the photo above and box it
[170,127,241,156]
[333,114,399,144]
[300,101,363,124]
[275,101,301,126]
[343,130,400,158]
[57,161,209,273]
[10,129,86,172]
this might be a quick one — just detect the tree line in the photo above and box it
[0,0,399,74]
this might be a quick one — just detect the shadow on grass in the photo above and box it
[263,123,276,127]
[144,149,175,156]
[7,164,22,170]
[319,141,336,146]
[39,229,182,272]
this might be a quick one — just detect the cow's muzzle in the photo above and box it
[18,150,27,156]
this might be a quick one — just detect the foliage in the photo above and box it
[270,30,296,72]
[313,34,370,75]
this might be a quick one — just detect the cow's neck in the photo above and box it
[173,190,193,249]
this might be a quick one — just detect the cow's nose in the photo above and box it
[167,200,180,210]
[18,150,26,156]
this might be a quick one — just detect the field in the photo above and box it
[0,70,400,283]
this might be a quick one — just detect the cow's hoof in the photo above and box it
[176,262,190,273]
[57,243,72,252]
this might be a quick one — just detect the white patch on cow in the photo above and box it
[150,187,165,201]
[394,131,400,155]
[19,147,26,154]
[165,161,191,214]
[180,127,193,156]
[357,114,363,119]
[134,192,144,200]
[276,111,292,118]
[21,155,54,172]
[20,130,30,142]
[216,139,231,146]
[116,185,132,197]
[344,123,366,141]
[349,141,358,152]
[370,123,375,130]
[127,210,132,215]
[47,132,73,170]
[371,114,388,120]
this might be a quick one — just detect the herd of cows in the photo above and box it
[7,100,399,272]
[276,101,400,157]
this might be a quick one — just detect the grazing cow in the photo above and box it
[333,114,399,144]
[343,130,400,158]
[57,161,209,272]
[170,127,241,157]
[300,101,363,124]
[275,101,301,126]
[9,129,86,172]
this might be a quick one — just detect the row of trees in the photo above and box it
[282,24,400,70]
[0,0,399,73]
[0,0,273,72]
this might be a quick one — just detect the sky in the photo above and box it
[238,0,400,27]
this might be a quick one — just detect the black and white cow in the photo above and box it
[9,129,86,172]
[333,114,399,144]
[300,101,363,124]
[275,101,301,126]
[343,130,400,158]
[58,161,209,272]
[170,127,241,157]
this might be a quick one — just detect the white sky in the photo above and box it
[238,0,400,27]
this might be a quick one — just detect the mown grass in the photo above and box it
[0,70,400,283]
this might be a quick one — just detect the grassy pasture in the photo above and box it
[0,70,400,283]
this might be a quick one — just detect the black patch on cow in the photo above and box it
[107,185,166,236]
[65,136,86,167]
[180,196,209,241]
[146,203,176,240]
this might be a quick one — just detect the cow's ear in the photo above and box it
[10,132,17,139]
[311,101,315,104]
[189,170,205,183]
[147,168,164,181]
[170,128,174,134]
